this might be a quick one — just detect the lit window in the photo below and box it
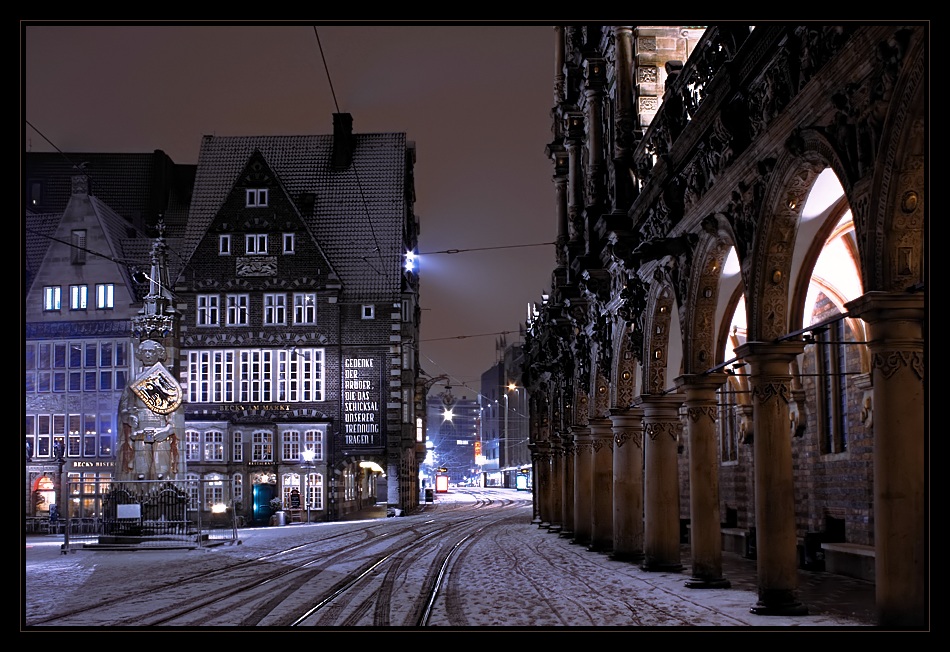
[246,188,268,207]
[43,286,61,311]
[95,284,114,309]
[219,234,231,255]
[70,285,88,310]
[246,233,268,255]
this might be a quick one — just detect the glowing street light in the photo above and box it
[300,448,316,523]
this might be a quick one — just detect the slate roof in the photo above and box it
[183,132,412,301]
[24,151,195,239]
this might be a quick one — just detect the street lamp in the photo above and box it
[504,382,518,487]
[52,440,66,530]
[300,448,316,523]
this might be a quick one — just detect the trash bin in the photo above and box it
[424,489,434,503]
[270,511,287,526]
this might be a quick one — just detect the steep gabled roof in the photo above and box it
[183,131,410,301]
[24,150,195,238]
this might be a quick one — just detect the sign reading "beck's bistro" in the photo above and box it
[342,355,382,448]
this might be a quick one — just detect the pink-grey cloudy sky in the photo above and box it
[23,22,557,397]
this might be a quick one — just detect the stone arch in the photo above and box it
[744,149,826,342]
[642,283,676,394]
[612,322,641,409]
[864,35,925,293]
[681,233,732,373]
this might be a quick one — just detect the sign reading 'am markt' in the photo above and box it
[342,355,382,448]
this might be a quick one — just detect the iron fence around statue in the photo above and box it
[53,478,240,552]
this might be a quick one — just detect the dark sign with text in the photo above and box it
[342,355,382,448]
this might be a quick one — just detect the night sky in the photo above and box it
[23,22,557,397]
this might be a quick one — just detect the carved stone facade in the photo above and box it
[524,24,926,627]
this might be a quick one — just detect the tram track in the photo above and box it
[26,489,533,628]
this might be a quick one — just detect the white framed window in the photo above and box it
[204,430,225,461]
[203,474,226,510]
[70,285,88,310]
[186,348,325,403]
[219,234,231,255]
[361,304,375,319]
[304,428,325,461]
[252,430,274,462]
[232,431,243,462]
[226,294,249,326]
[95,283,114,309]
[186,473,200,510]
[44,286,61,311]
[307,472,323,510]
[197,294,220,326]
[185,430,201,461]
[283,233,295,254]
[282,430,301,462]
[293,293,317,325]
[263,293,287,325]
[232,473,243,506]
[246,233,268,254]
[246,188,268,207]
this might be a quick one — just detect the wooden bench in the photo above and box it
[821,542,875,582]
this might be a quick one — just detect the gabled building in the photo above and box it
[174,114,422,523]
[24,172,174,523]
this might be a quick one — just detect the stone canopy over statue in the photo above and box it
[116,339,184,481]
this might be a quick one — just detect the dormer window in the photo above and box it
[246,188,268,207]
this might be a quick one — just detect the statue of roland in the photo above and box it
[116,339,184,481]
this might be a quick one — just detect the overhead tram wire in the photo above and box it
[312,26,385,275]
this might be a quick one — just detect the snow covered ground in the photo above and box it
[23,488,879,631]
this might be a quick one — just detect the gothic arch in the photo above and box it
[642,283,676,395]
[865,36,925,293]
[682,234,732,373]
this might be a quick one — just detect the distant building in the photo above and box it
[424,388,479,487]
[479,337,530,488]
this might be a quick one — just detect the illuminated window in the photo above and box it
[70,285,88,310]
[95,284,114,309]
[44,286,61,311]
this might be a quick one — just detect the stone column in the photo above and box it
[588,417,614,552]
[571,426,593,546]
[559,430,575,539]
[846,291,926,627]
[735,341,808,616]
[534,443,552,527]
[640,393,684,572]
[676,372,731,589]
[609,406,644,562]
[548,434,564,533]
